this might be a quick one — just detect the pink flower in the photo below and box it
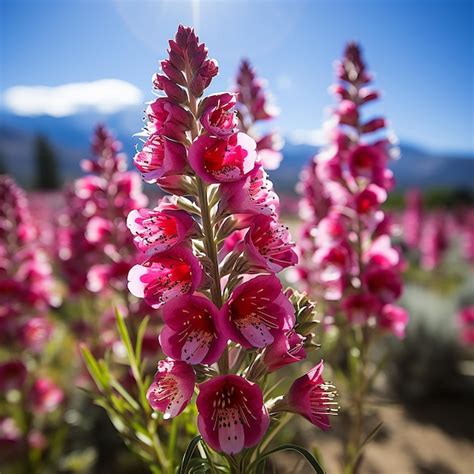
[29,378,64,413]
[188,133,256,183]
[364,266,402,304]
[133,134,187,183]
[343,293,380,324]
[348,144,386,185]
[219,164,279,217]
[235,59,278,121]
[160,295,226,364]
[196,375,269,454]
[263,330,306,372]
[127,207,197,254]
[222,274,295,349]
[128,247,202,309]
[20,317,53,352]
[287,360,337,430]
[147,358,195,419]
[316,212,347,248]
[458,306,474,345]
[378,304,409,339]
[85,216,112,244]
[244,215,297,272]
[145,98,192,141]
[336,100,359,126]
[200,93,237,137]
[355,184,387,214]
[0,360,27,391]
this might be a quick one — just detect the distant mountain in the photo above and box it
[0,110,473,191]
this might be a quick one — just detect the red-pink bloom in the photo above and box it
[235,59,278,122]
[147,358,195,419]
[127,207,197,254]
[316,212,347,248]
[128,247,202,309]
[403,189,423,248]
[188,133,256,183]
[134,134,187,183]
[196,375,269,454]
[160,295,226,364]
[87,261,130,293]
[342,294,380,324]
[458,306,474,345]
[222,275,295,349]
[347,144,386,186]
[200,93,237,137]
[364,266,402,304]
[336,99,359,126]
[355,184,387,214]
[287,360,336,430]
[145,98,192,141]
[85,216,112,244]
[219,164,279,217]
[244,215,297,272]
[378,304,409,339]
[20,317,53,352]
[0,360,27,391]
[263,330,306,372]
[29,378,64,413]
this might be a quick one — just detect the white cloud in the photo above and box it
[288,128,326,147]
[3,79,143,117]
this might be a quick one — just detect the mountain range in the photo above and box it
[1,108,473,192]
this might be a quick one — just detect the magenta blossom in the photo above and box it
[146,98,192,141]
[348,144,386,186]
[20,317,53,352]
[263,330,306,372]
[160,295,226,364]
[188,133,256,183]
[244,215,297,272]
[133,134,187,184]
[200,93,237,137]
[378,304,409,339]
[219,164,279,217]
[288,361,336,430]
[458,306,474,345]
[147,358,195,419]
[364,266,402,304]
[222,274,294,349]
[196,375,269,455]
[343,294,380,324]
[29,378,64,413]
[127,207,197,254]
[0,360,27,391]
[128,246,203,309]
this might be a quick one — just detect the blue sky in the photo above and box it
[1,0,473,154]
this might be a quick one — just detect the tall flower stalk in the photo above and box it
[84,25,337,473]
[296,43,407,473]
[0,176,66,473]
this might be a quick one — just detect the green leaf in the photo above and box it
[80,344,107,391]
[135,315,150,364]
[115,307,135,362]
[250,444,325,474]
[179,435,202,474]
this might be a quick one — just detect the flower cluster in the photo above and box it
[234,59,284,170]
[127,25,335,456]
[296,43,408,339]
[58,125,147,295]
[0,175,64,454]
[458,306,474,346]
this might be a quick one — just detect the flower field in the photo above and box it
[1,4,473,473]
